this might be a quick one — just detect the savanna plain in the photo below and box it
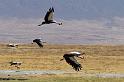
[0,43,123,82]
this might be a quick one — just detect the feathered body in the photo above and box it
[63,54,82,71]
[33,39,43,48]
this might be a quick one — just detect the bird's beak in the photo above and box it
[81,53,85,55]
[43,42,46,43]
[78,56,84,59]
[78,53,85,59]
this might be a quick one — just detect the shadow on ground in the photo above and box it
[0,78,28,81]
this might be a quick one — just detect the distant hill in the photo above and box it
[0,0,124,44]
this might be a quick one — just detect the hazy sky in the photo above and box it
[0,0,124,20]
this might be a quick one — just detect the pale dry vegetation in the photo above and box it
[0,43,123,73]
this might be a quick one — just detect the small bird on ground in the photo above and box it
[9,61,22,69]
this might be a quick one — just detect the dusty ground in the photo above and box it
[0,43,124,78]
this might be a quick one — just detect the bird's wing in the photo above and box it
[44,7,54,22]
[52,7,54,12]
[47,7,54,21]
[48,11,54,21]
[44,11,51,22]
[35,41,43,47]
[64,56,82,71]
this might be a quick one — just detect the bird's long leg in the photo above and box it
[15,65,20,69]
[55,22,62,25]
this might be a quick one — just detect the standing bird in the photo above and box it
[32,39,43,48]
[60,52,85,71]
[7,43,18,47]
[38,7,62,26]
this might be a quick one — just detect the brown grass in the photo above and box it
[0,43,124,73]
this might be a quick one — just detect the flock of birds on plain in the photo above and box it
[7,7,85,71]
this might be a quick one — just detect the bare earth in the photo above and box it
[0,43,124,78]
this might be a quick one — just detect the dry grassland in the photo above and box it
[0,43,123,73]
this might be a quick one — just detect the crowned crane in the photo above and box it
[38,7,62,26]
[7,43,18,47]
[60,52,85,71]
[9,61,22,69]
[32,39,43,48]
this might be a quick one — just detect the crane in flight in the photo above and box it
[38,7,62,26]
[60,52,85,71]
[32,39,43,48]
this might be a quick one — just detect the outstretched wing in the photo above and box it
[44,7,54,22]
[33,39,43,48]
[35,41,43,48]
[64,55,82,71]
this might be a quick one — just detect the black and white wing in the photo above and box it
[44,7,54,22]
[63,55,82,71]
[35,41,43,47]
[33,39,43,48]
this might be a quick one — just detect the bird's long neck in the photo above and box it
[38,21,46,26]
[77,56,84,59]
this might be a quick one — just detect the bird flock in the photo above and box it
[7,7,85,71]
